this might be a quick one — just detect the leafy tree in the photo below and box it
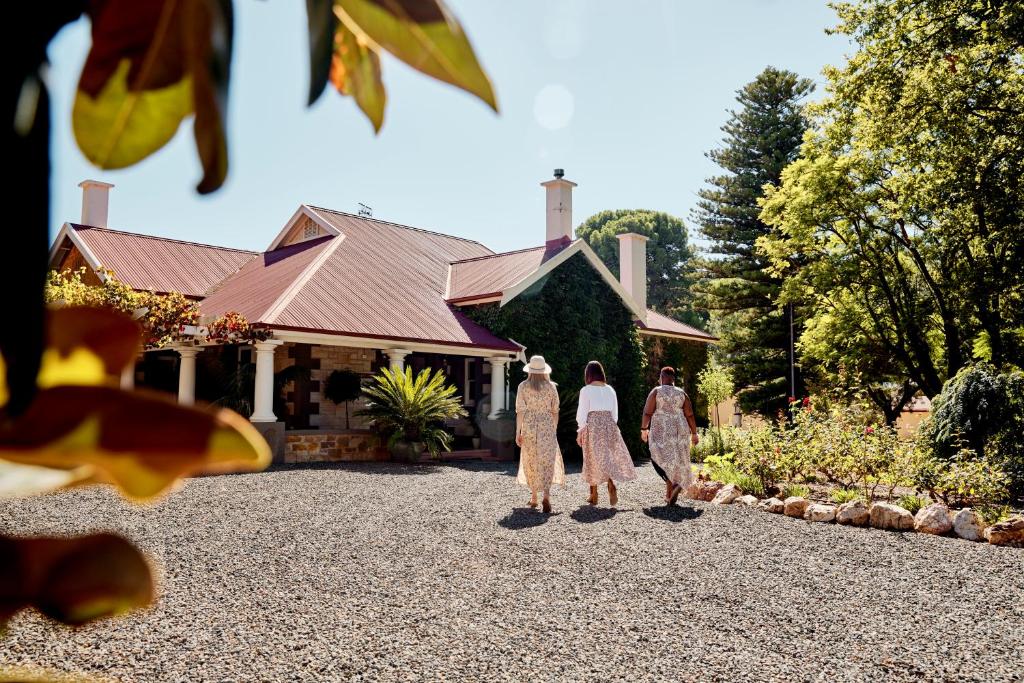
[576,209,697,323]
[692,67,815,415]
[324,369,364,429]
[759,0,1024,417]
[697,364,734,452]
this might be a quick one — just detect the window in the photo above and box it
[302,219,319,239]
[464,358,478,407]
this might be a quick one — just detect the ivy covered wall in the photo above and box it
[462,253,649,456]
[642,336,711,428]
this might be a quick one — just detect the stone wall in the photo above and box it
[284,430,385,464]
[309,345,376,430]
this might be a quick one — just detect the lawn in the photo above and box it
[1,462,1022,682]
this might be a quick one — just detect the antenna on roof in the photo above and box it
[358,203,373,217]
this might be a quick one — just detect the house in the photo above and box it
[49,173,716,462]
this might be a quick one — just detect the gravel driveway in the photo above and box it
[2,462,1022,682]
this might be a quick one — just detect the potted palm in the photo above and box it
[358,366,467,461]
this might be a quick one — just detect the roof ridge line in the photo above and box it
[71,224,257,254]
[449,244,547,265]
[261,235,345,325]
[305,206,492,251]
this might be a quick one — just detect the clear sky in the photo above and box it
[48,0,851,254]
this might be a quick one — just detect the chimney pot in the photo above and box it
[79,179,114,228]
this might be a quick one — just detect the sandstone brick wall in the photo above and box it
[309,345,375,430]
[284,431,385,464]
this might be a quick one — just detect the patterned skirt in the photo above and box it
[517,411,566,491]
[581,411,637,485]
[649,412,694,488]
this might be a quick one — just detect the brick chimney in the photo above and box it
[540,169,576,245]
[79,179,114,228]
[616,233,649,312]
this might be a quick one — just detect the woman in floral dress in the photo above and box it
[514,355,565,513]
[641,366,699,505]
[576,360,637,506]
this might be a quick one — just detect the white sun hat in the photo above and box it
[524,355,552,374]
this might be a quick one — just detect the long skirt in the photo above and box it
[649,412,694,488]
[581,411,637,485]
[517,411,565,491]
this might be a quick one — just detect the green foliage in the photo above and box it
[324,369,363,429]
[759,0,1024,416]
[703,452,765,497]
[576,209,697,322]
[913,448,1011,509]
[923,363,1024,496]
[45,268,199,348]
[642,335,710,426]
[830,488,863,505]
[977,504,1012,527]
[781,483,810,499]
[358,367,467,457]
[462,252,648,456]
[697,364,734,449]
[693,66,815,415]
[897,494,926,515]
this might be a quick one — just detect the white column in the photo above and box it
[175,346,200,406]
[487,357,509,419]
[386,349,411,372]
[251,340,284,423]
[120,361,136,390]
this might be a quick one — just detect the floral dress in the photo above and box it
[577,384,637,485]
[515,381,565,491]
[648,385,695,488]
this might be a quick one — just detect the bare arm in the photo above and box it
[641,388,658,430]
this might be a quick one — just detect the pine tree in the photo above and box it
[693,66,814,414]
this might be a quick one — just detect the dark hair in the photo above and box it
[660,366,676,384]
[584,360,606,385]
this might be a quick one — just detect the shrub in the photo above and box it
[324,369,363,429]
[977,504,1012,526]
[781,483,810,499]
[924,363,1024,497]
[914,448,1010,509]
[897,494,926,514]
[830,488,863,504]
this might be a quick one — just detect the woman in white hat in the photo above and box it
[514,355,565,513]
[576,360,637,506]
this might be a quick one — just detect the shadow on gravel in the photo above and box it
[498,508,558,530]
[642,506,703,522]
[569,506,626,523]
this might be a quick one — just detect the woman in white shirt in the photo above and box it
[576,360,637,506]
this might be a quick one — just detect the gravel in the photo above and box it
[2,462,1022,682]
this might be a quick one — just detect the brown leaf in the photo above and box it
[0,533,153,627]
[45,306,141,381]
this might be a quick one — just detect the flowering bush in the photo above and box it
[206,311,270,344]
[46,268,199,348]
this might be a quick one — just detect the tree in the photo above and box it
[324,369,364,429]
[576,209,698,324]
[697,364,734,451]
[759,0,1024,418]
[692,67,815,415]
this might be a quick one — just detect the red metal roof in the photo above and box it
[446,241,571,302]
[200,209,521,352]
[638,309,718,342]
[69,224,256,298]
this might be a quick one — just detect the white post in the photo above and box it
[386,349,411,372]
[488,357,509,419]
[120,361,136,390]
[175,346,200,406]
[251,340,284,423]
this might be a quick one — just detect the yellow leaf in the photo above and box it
[0,387,271,501]
[36,348,106,389]
[73,59,193,170]
[331,23,387,131]
[335,0,497,111]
